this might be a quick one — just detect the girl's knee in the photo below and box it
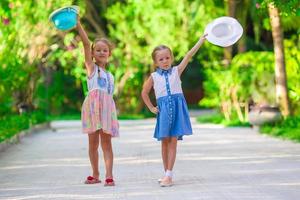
[89,143,99,151]
[162,138,169,144]
[169,137,177,143]
[101,141,112,150]
[88,138,99,150]
[168,138,177,148]
[101,134,111,144]
[101,139,112,151]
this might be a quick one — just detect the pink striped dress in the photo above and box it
[81,64,119,136]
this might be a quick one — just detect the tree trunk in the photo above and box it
[85,0,106,37]
[224,0,238,64]
[268,3,290,116]
[236,0,249,53]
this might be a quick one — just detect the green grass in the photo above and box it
[197,111,300,143]
[49,109,155,121]
[260,116,300,142]
[196,112,250,127]
[2,110,299,144]
[118,112,154,120]
[0,111,49,143]
[187,104,212,110]
[47,111,155,121]
[49,113,81,120]
[50,112,154,120]
[0,115,29,143]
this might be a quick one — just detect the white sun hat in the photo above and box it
[204,16,243,47]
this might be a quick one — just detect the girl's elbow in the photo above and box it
[141,90,145,98]
[141,90,148,100]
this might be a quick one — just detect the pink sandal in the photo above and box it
[84,176,101,184]
[104,178,115,186]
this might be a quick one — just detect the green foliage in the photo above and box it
[29,110,48,125]
[196,112,250,127]
[181,58,205,90]
[0,114,29,143]
[196,112,224,123]
[257,0,300,16]
[0,0,299,131]
[260,115,300,142]
[0,0,86,116]
[200,36,300,123]
[0,111,48,143]
[285,36,300,115]
[201,51,276,108]
[34,70,84,115]
[49,113,81,120]
[255,0,300,35]
[106,0,224,113]
[118,112,154,120]
[249,0,300,40]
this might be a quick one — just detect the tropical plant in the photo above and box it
[106,0,224,113]
[201,51,275,121]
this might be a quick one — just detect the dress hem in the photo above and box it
[154,132,192,141]
[83,128,119,137]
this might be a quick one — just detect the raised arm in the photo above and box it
[141,76,159,114]
[76,19,94,76]
[177,33,207,76]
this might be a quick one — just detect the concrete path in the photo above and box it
[0,118,300,200]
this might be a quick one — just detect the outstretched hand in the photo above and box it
[200,33,208,41]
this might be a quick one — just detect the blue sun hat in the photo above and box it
[49,5,79,31]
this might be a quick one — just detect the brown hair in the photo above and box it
[91,38,114,55]
[151,45,174,64]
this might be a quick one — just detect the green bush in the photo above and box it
[0,111,49,143]
[260,116,300,142]
[196,112,250,127]
[0,114,29,143]
[201,51,276,108]
[29,110,48,125]
[200,37,300,123]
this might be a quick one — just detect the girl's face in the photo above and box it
[92,41,111,64]
[154,49,173,69]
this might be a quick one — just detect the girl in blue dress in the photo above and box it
[141,34,207,187]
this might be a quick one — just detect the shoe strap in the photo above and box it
[105,178,114,183]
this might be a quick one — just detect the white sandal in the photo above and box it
[160,177,173,187]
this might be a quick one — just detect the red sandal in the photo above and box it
[104,178,115,186]
[84,176,101,184]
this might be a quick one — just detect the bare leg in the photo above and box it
[161,138,169,172]
[160,137,177,186]
[88,131,100,179]
[100,130,113,179]
[167,137,177,171]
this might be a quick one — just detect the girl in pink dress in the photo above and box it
[76,19,119,186]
